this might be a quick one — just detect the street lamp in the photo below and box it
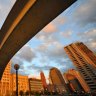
[14,64,20,96]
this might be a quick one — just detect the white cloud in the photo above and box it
[78,28,96,51]
[73,0,96,26]
[54,16,67,25]
[17,45,36,62]
[11,44,36,75]
[42,23,57,33]
[12,44,36,64]
[60,30,72,38]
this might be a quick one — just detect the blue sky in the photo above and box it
[0,0,96,81]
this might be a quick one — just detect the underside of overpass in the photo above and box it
[0,0,77,79]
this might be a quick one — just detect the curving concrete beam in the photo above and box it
[0,0,77,79]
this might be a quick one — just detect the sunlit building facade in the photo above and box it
[29,78,44,92]
[49,67,68,93]
[64,69,90,92]
[10,74,29,95]
[47,84,56,92]
[40,71,47,89]
[0,61,11,96]
[64,42,96,92]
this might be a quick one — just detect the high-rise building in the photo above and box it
[0,61,11,96]
[49,67,68,93]
[29,78,44,92]
[48,77,52,84]
[47,84,56,93]
[40,71,47,89]
[10,74,29,95]
[64,42,96,92]
[64,69,90,92]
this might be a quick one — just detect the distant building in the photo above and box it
[0,61,11,96]
[0,61,29,95]
[10,74,29,95]
[64,69,90,92]
[49,67,68,93]
[40,71,47,89]
[48,77,52,85]
[29,78,44,92]
[47,84,56,93]
[64,42,96,92]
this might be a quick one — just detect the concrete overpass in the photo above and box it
[0,0,77,79]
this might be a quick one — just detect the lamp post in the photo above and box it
[14,64,20,96]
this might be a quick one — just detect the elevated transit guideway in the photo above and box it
[0,0,77,79]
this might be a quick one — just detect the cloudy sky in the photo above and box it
[0,0,96,81]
